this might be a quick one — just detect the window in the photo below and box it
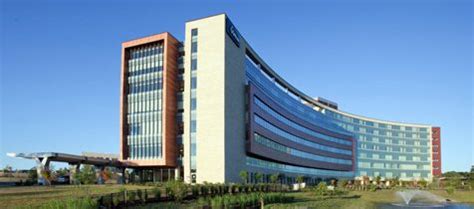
[189,28,198,174]
[191,98,197,110]
[191,59,197,71]
[191,42,198,53]
[191,77,197,89]
[191,121,197,133]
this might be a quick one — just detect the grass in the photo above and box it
[0,184,153,208]
[266,189,474,209]
[2,185,473,209]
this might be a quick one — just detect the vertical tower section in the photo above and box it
[120,32,180,167]
[431,127,441,177]
[183,14,228,183]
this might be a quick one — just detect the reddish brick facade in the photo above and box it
[120,32,179,167]
[431,127,441,177]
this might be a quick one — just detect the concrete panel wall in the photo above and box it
[223,19,247,183]
[184,14,227,183]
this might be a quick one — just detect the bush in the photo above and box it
[38,196,98,209]
[369,184,378,192]
[338,179,349,188]
[314,182,328,196]
[164,180,188,202]
[152,187,162,200]
[446,186,455,195]
[312,182,349,196]
[128,190,137,203]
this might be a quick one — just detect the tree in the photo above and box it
[338,179,349,188]
[296,175,304,184]
[28,167,38,183]
[418,179,428,188]
[375,175,381,185]
[74,165,96,184]
[270,173,280,184]
[2,165,13,177]
[239,171,248,184]
[392,176,400,187]
[255,172,263,183]
[55,167,69,177]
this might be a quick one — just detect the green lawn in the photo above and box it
[1,185,473,209]
[0,184,153,208]
[266,190,474,209]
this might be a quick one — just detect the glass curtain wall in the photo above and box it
[126,43,164,159]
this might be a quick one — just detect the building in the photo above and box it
[120,14,441,184]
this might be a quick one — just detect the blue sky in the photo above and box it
[1,0,472,172]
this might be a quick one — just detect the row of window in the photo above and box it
[357,162,431,171]
[358,170,431,179]
[128,91,162,114]
[128,121,162,136]
[128,80,163,94]
[246,157,354,178]
[126,43,164,160]
[326,110,430,134]
[128,143,162,159]
[129,44,163,60]
[128,66,163,77]
[254,133,352,165]
[245,58,350,136]
[254,115,352,157]
[357,135,428,146]
[254,97,352,147]
[127,135,162,145]
[358,153,429,162]
[358,143,429,154]
[189,28,198,173]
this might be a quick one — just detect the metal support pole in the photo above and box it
[69,163,80,185]
[117,167,125,184]
[175,167,180,181]
[94,166,105,184]
[35,157,50,186]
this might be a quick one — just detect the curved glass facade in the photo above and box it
[246,56,355,179]
[244,52,434,181]
[323,110,433,180]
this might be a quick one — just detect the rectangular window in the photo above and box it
[191,77,197,89]
[191,42,198,53]
[191,98,197,110]
[190,121,197,133]
[191,59,197,71]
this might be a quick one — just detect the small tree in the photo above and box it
[338,179,349,188]
[314,182,328,196]
[375,175,381,185]
[255,172,263,183]
[2,165,13,177]
[270,173,280,184]
[28,167,38,183]
[239,171,249,184]
[296,175,304,184]
[393,176,400,187]
[55,167,69,177]
[418,179,428,188]
[75,165,96,184]
[164,180,188,202]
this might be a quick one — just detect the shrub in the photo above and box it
[314,182,328,196]
[338,179,349,188]
[153,187,162,200]
[239,171,249,184]
[39,196,98,209]
[128,190,137,203]
[164,180,188,202]
[446,186,455,195]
